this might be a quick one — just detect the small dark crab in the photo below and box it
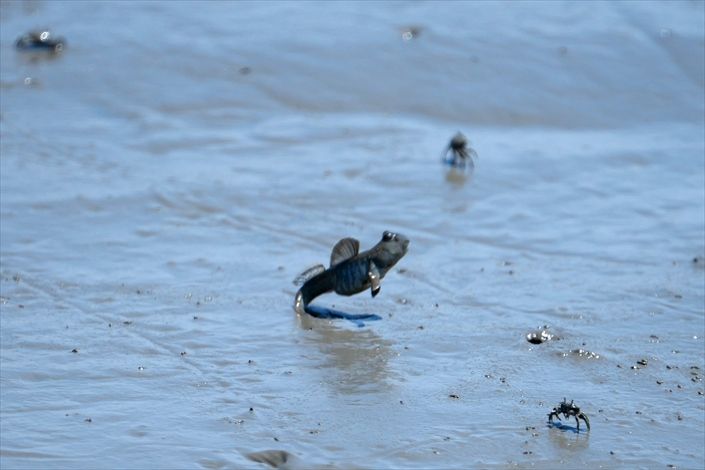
[548,398,590,431]
[442,132,478,169]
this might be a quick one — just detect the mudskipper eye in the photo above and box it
[383,231,393,241]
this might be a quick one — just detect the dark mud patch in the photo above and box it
[245,450,295,469]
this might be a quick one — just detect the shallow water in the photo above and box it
[1,1,704,468]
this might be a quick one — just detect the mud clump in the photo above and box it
[526,326,556,344]
[564,349,600,360]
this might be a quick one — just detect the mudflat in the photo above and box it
[1,1,703,468]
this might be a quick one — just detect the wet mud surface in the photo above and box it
[1,1,704,469]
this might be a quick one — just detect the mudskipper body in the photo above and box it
[294,231,409,319]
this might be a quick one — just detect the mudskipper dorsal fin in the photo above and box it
[330,238,360,267]
[293,264,326,286]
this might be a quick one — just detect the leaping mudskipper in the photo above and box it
[294,231,409,320]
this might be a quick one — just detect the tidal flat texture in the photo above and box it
[1,1,704,469]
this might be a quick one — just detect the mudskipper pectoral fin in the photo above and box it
[330,238,360,267]
[369,263,381,298]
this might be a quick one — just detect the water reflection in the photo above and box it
[298,317,395,395]
[445,166,473,187]
[547,423,590,451]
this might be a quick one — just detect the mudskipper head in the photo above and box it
[375,230,409,270]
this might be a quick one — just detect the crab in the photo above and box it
[442,132,478,169]
[547,398,590,431]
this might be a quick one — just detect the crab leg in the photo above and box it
[578,412,591,430]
